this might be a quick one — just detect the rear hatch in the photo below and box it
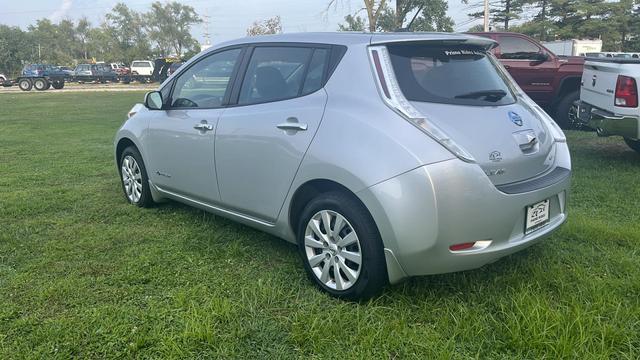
[384,42,555,186]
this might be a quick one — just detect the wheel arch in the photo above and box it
[288,179,363,236]
[115,137,139,167]
[553,76,581,106]
[287,178,407,284]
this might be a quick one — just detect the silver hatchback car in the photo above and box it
[115,32,571,300]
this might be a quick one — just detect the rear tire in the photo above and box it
[52,81,64,89]
[297,191,387,300]
[18,79,32,91]
[624,138,640,153]
[33,78,48,91]
[119,146,154,208]
[555,90,580,129]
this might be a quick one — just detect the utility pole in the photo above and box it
[483,0,489,31]
[38,43,41,61]
[202,9,212,51]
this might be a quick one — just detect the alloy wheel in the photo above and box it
[304,210,362,291]
[121,155,143,203]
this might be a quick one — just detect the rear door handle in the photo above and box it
[277,117,307,132]
[276,123,308,131]
[194,121,214,132]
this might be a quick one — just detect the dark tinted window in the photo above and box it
[498,36,541,59]
[171,48,241,108]
[387,45,515,106]
[238,47,314,105]
[301,48,329,94]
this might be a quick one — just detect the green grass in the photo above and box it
[1,92,639,359]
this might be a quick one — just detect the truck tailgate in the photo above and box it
[581,61,621,111]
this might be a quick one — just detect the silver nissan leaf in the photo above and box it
[115,32,571,300]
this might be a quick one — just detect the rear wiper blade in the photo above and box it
[455,90,507,101]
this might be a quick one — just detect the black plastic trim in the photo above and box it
[496,167,571,194]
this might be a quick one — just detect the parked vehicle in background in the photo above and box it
[17,64,66,91]
[130,60,154,76]
[115,32,571,299]
[110,63,130,76]
[167,62,183,77]
[572,57,640,153]
[541,39,602,57]
[58,66,75,79]
[471,32,585,129]
[152,58,183,83]
[0,73,6,85]
[73,63,119,83]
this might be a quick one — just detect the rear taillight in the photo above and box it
[368,46,475,163]
[615,75,638,108]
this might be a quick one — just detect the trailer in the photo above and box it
[3,74,66,91]
[541,39,603,57]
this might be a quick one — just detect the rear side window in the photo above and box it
[302,49,329,94]
[387,45,516,106]
[238,46,326,105]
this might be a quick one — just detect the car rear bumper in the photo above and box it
[358,152,571,284]
[571,100,640,139]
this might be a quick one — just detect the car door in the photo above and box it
[144,47,244,204]
[215,45,331,222]
[496,34,557,106]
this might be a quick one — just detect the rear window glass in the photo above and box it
[132,62,151,67]
[387,45,516,106]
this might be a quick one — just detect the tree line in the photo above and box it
[468,0,640,51]
[0,2,201,76]
[336,0,639,52]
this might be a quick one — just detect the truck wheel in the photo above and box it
[18,79,32,91]
[33,78,49,91]
[52,81,65,89]
[624,138,640,153]
[44,82,51,90]
[555,90,580,130]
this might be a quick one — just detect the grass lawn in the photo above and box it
[1,92,639,359]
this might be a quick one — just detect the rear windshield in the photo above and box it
[132,62,151,67]
[387,45,516,106]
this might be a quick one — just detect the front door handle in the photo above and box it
[194,121,214,132]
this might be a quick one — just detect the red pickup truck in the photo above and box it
[471,32,584,129]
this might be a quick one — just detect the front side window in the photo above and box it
[171,48,241,108]
[238,46,317,105]
[497,36,541,60]
[387,44,516,106]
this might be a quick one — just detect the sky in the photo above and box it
[0,0,483,44]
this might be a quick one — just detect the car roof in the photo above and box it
[212,32,496,50]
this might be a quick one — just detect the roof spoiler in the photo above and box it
[370,35,498,51]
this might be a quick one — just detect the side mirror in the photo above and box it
[144,91,163,110]
[532,52,550,62]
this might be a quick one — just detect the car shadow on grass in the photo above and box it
[146,198,551,304]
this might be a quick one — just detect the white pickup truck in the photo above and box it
[573,58,640,153]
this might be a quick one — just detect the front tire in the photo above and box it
[119,146,154,207]
[624,138,640,153]
[555,90,580,129]
[297,191,387,300]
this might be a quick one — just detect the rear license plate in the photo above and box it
[525,199,550,234]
